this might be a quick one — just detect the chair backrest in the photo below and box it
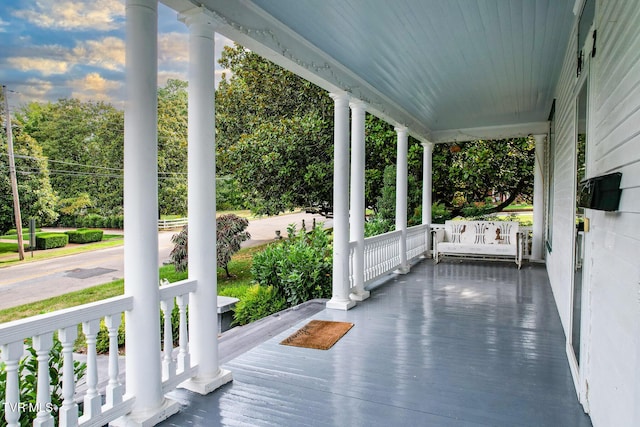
[444,220,519,244]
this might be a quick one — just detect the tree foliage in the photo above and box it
[216,44,334,215]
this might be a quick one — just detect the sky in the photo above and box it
[0,0,234,111]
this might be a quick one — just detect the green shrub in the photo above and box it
[66,228,104,244]
[35,233,69,250]
[233,285,286,326]
[432,202,453,223]
[0,339,86,426]
[95,314,126,354]
[364,215,394,237]
[251,224,332,306]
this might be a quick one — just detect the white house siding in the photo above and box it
[548,1,640,426]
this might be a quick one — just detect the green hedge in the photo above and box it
[35,233,69,250]
[66,228,104,244]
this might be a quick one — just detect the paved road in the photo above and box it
[0,212,331,310]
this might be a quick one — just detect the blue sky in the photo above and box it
[0,0,233,110]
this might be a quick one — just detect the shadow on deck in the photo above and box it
[161,260,592,426]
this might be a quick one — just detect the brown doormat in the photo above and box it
[280,320,354,350]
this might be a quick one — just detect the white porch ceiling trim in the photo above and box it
[162,0,433,143]
[430,122,550,143]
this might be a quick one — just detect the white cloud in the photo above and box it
[69,72,121,102]
[12,78,55,104]
[13,0,124,31]
[72,37,125,71]
[8,57,70,75]
[0,17,9,32]
[158,32,189,69]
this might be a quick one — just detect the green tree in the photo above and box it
[0,113,58,234]
[216,44,334,215]
[157,79,188,216]
[17,99,124,215]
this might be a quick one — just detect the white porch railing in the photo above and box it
[406,224,430,261]
[0,279,197,426]
[361,229,402,285]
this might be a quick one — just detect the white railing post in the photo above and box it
[176,293,190,373]
[327,92,356,311]
[1,341,23,427]
[58,327,79,426]
[82,320,102,419]
[395,127,410,274]
[160,298,176,381]
[105,314,124,407]
[33,332,54,427]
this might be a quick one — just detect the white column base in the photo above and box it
[326,298,356,310]
[111,398,180,427]
[420,250,433,259]
[179,368,232,395]
[394,266,410,275]
[350,290,370,301]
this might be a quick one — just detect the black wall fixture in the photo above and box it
[578,172,623,211]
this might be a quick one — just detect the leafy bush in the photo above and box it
[364,215,394,237]
[95,315,126,354]
[66,228,104,244]
[35,233,68,250]
[233,285,286,326]
[170,214,251,277]
[0,339,86,426]
[251,224,332,306]
[432,202,453,223]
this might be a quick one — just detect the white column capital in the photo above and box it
[420,141,434,151]
[395,126,408,135]
[330,91,350,105]
[179,7,218,34]
[349,99,366,112]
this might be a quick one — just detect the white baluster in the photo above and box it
[160,299,176,380]
[82,319,102,419]
[176,294,190,373]
[1,341,23,427]
[104,314,123,407]
[33,332,54,427]
[58,327,79,426]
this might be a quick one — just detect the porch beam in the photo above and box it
[327,92,356,311]
[180,7,233,394]
[421,141,433,256]
[395,126,409,274]
[117,0,179,425]
[349,100,369,301]
[430,122,549,143]
[531,134,546,261]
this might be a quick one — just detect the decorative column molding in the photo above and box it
[395,126,410,274]
[116,0,178,425]
[421,141,433,257]
[180,7,232,394]
[349,100,369,301]
[532,134,546,261]
[327,92,356,311]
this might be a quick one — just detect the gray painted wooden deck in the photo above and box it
[161,260,592,426]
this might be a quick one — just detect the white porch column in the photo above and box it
[180,8,232,394]
[395,127,410,274]
[532,134,546,261]
[349,100,369,301]
[118,0,178,424]
[421,141,433,257]
[327,93,356,311]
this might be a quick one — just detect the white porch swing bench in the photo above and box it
[433,220,524,269]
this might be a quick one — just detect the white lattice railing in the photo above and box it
[0,279,197,426]
[520,226,533,259]
[406,224,430,261]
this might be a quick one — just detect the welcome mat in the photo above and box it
[280,320,354,350]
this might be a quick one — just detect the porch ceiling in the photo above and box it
[163,0,575,142]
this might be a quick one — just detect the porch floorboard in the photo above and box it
[161,260,592,426]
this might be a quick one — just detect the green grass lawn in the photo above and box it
[0,241,28,255]
[0,243,267,324]
[502,203,533,211]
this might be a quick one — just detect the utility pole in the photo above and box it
[3,85,25,260]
